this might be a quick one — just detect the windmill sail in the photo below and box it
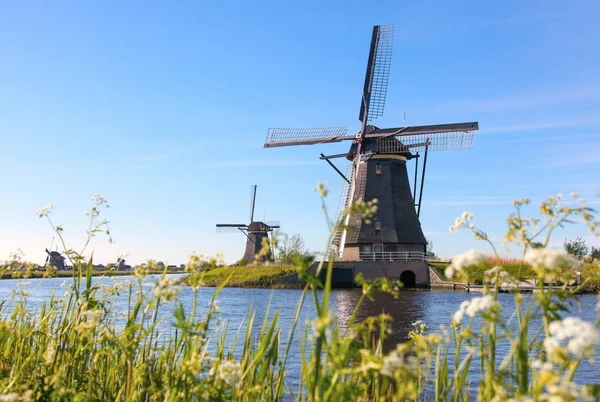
[366,122,479,153]
[264,126,352,148]
[359,24,394,125]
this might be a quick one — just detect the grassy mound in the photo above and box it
[200,264,298,287]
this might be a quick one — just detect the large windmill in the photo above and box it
[216,185,280,264]
[264,24,479,262]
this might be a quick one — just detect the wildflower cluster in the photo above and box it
[444,249,486,279]
[152,276,181,302]
[524,248,580,282]
[544,317,600,361]
[452,294,496,325]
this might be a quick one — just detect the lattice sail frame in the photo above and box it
[264,126,352,148]
[376,130,478,153]
[367,23,394,122]
[216,224,248,233]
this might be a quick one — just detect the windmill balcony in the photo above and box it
[358,251,426,262]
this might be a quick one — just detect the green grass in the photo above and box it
[1,191,599,400]
[428,262,449,279]
[200,264,299,287]
[431,260,600,293]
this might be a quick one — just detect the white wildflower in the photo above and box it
[208,301,220,314]
[152,277,181,302]
[35,204,54,217]
[381,345,417,377]
[449,211,475,233]
[91,193,109,206]
[544,317,599,361]
[411,320,427,333]
[452,295,496,325]
[524,249,579,282]
[531,359,554,375]
[461,211,475,220]
[217,360,242,387]
[0,393,19,402]
[484,266,517,288]
[445,249,486,279]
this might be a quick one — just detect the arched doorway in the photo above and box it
[400,270,416,288]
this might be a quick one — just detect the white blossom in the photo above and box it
[35,204,54,217]
[208,301,220,314]
[152,277,181,302]
[544,317,599,361]
[449,211,475,233]
[381,346,417,377]
[217,360,242,387]
[91,193,109,206]
[453,295,496,325]
[445,249,486,279]
[524,249,580,282]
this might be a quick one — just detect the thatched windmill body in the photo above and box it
[264,24,479,262]
[216,185,280,263]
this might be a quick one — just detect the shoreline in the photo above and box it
[0,270,184,280]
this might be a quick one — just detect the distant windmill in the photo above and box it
[45,249,66,270]
[216,185,280,264]
[264,24,479,261]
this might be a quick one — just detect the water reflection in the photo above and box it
[332,289,427,350]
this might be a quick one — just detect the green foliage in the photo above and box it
[590,246,600,260]
[0,190,599,401]
[199,265,297,287]
[426,240,438,260]
[564,237,589,260]
[276,233,306,265]
[230,256,250,266]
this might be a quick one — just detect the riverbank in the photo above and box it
[429,261,600,293]
[200,264,303,287]
[0,269,184,280]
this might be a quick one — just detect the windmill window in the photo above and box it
[376,163,382,174]
[375,218,382,232]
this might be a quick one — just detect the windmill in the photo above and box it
[264,24,479,262]
[216,185,280,264]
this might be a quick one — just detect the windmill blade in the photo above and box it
[264,221,280,229]
[216,224,248,233]
[319,152,349,160]
[359,24,394,125]
[337,151,363,257]
[264,126,353,148]
[366,122,479,153]
[249,185,257,222]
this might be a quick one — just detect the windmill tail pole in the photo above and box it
[338,144,363,259]
[321,154,350,184]
[250,185,257,222]
[417,141,430,219]
[413,152,419,204]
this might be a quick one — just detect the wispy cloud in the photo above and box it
[119,153,173,163]
[484,114,600,133]
[217,160,321,167]
[533,147,600,169]
[445,83,600,113]
[482,134,573,145]
[427,196,514,208]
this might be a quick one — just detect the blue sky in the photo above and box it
[1,0,599,265]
